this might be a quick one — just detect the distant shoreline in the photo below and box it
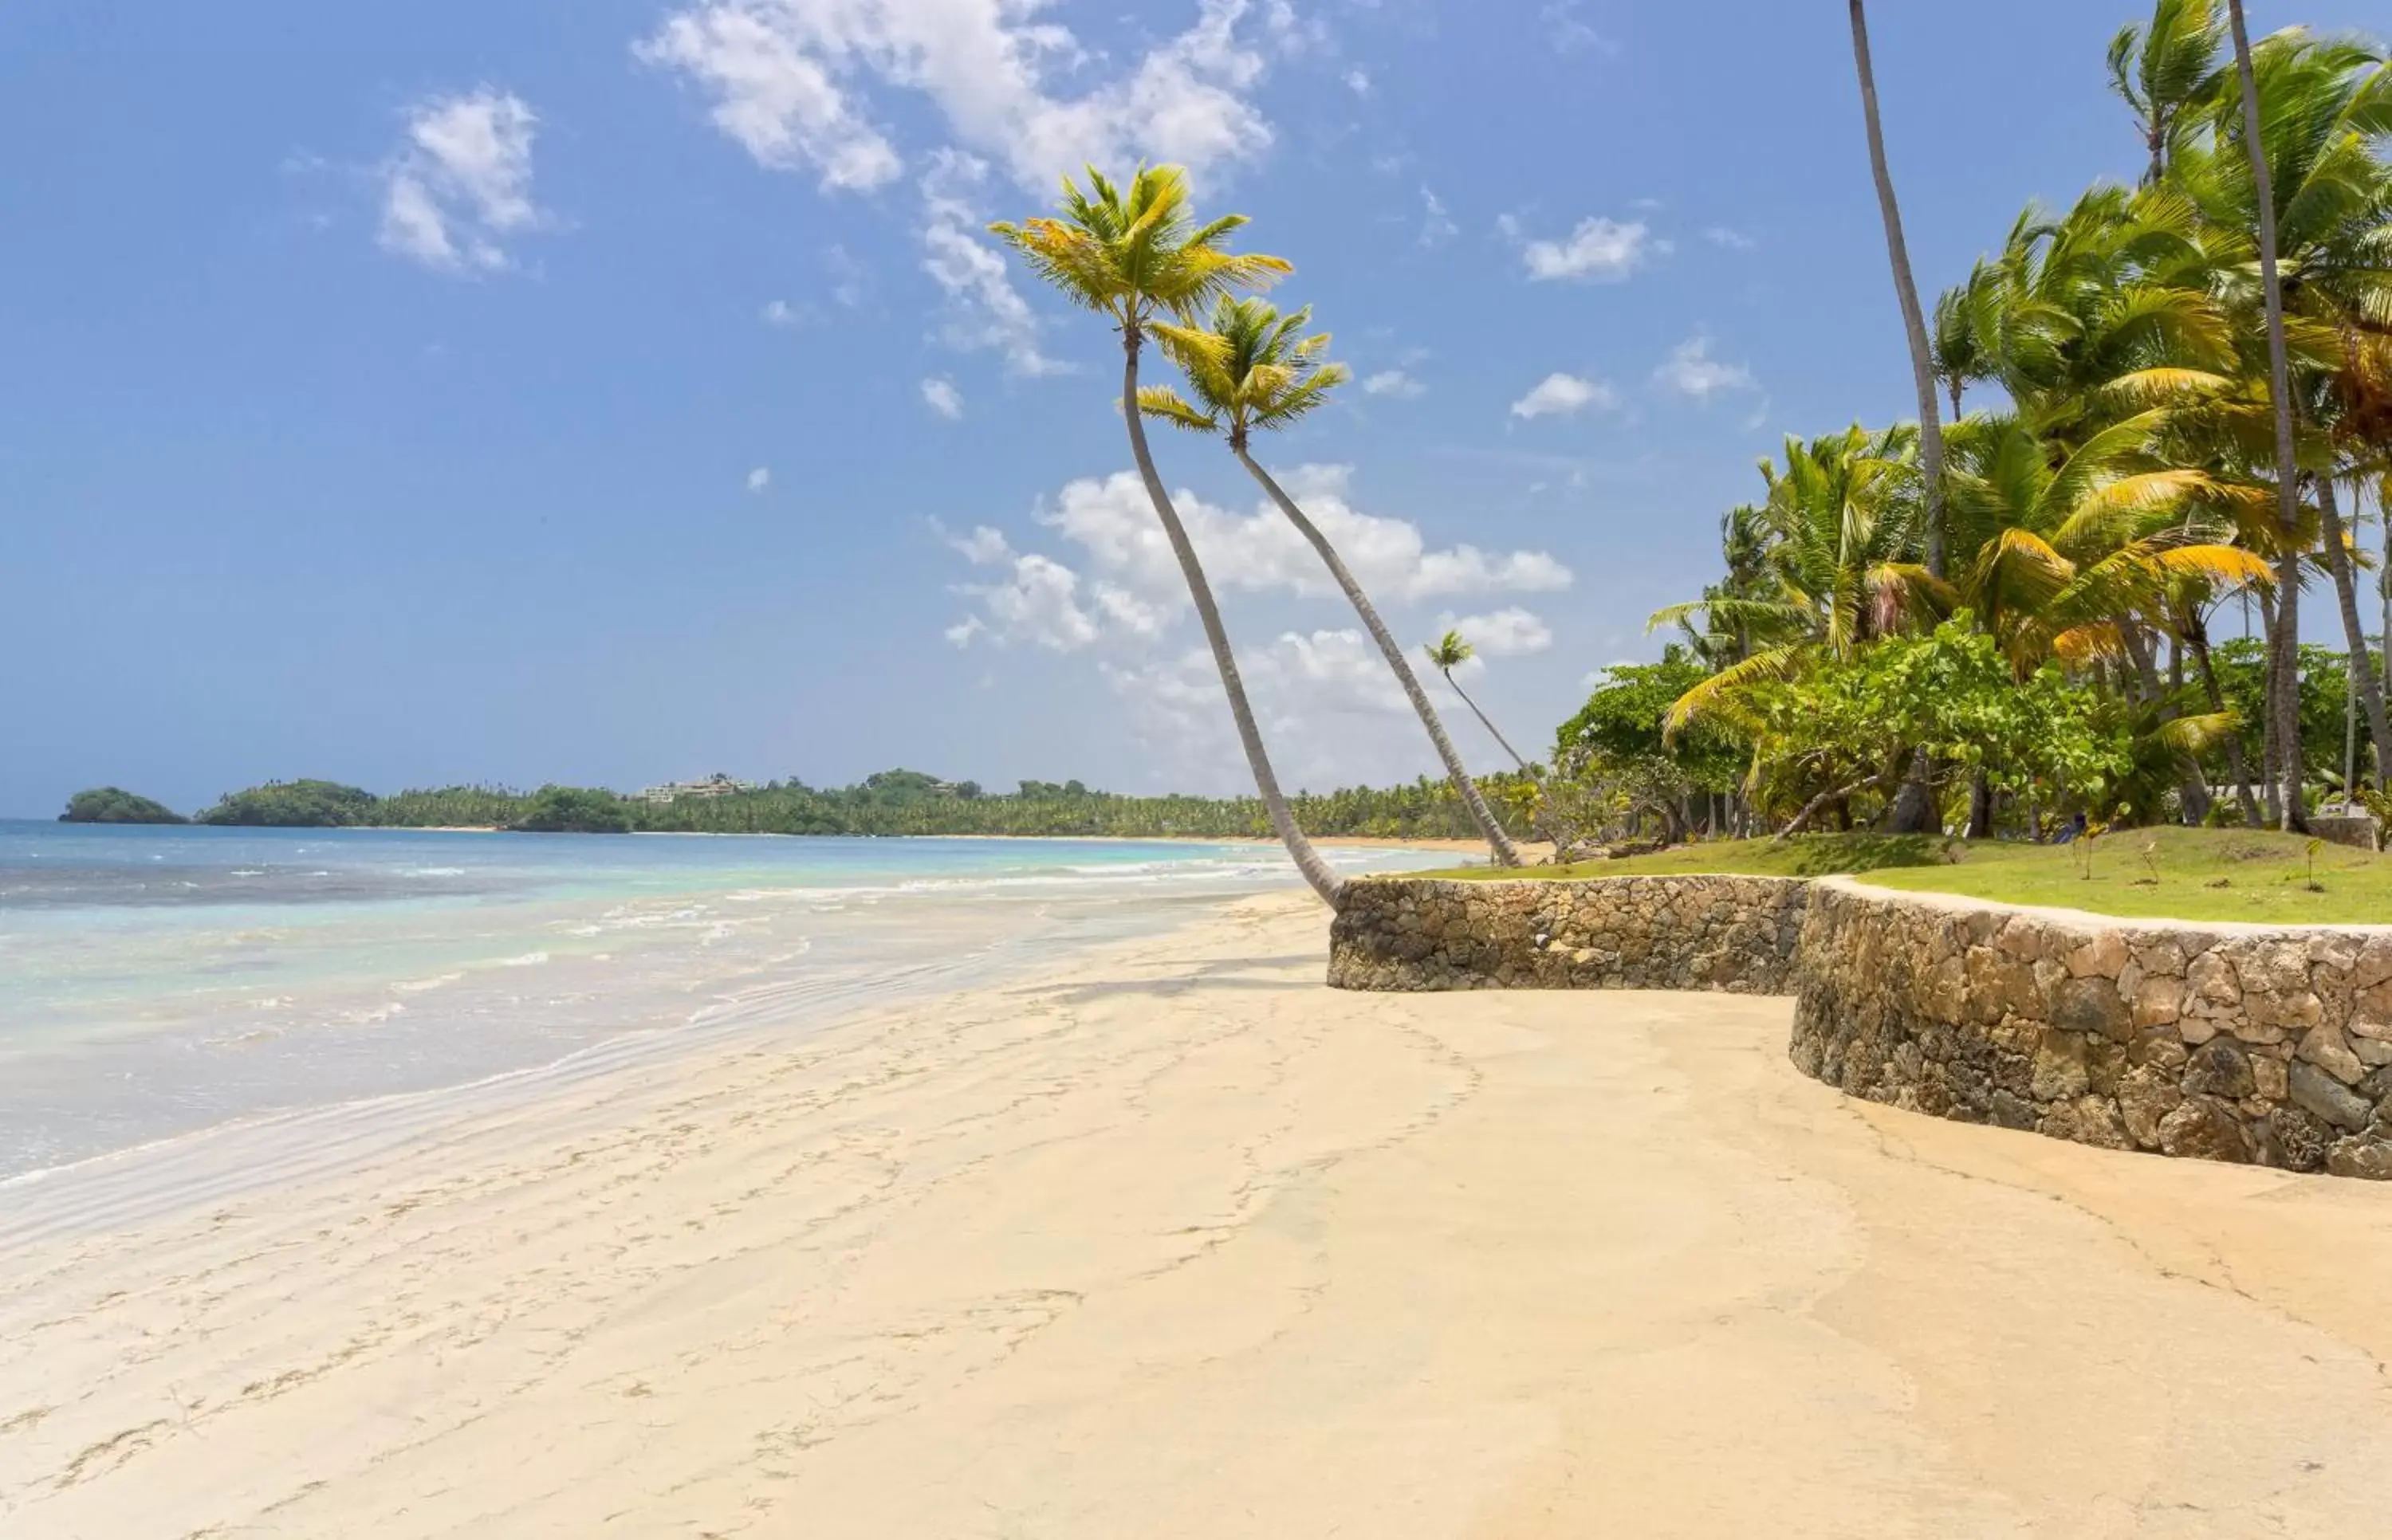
[210,826,1513,855]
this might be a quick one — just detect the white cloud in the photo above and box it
[1509,371,1617,419]
[639,0,1279,195]
[945,522,1013,564]
[1703,225,1755,250]
[746,466,772,491]
[963,552,1102,651]
[1541,2,1621,56]
[922,376,966,418]
[378,88,545,273]
[1514,216,1659,283]
[919,151,1069,376]
[1418,185,1458,247]
[1039,467,1572,609]
[1434,607,1552,657]
[942,466,1571,662]
[761,298,807,327]
[1653,336,1757,399]
[1344,67,1371,96]
[1362,368,1425,399]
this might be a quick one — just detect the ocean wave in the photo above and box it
[392,972,465,994]
[498,951,550,968]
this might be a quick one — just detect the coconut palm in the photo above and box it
[2110,0,2228,186]
[2221,0,2307,829]
[1423,631,1532,772]
[1654,424,1934,735]
[1138,297,1525,866]
[989,166,1346,906]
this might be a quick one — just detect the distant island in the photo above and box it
[59,787,188,825]
[53,768,1533,841]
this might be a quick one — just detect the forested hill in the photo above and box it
[56,769,1536,841]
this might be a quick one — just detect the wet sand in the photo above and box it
[3,892,2388,1538]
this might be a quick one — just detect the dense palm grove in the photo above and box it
[1560,1,2392,843]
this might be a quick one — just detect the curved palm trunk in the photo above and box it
[1438,667,1530,772]
[1120,331,1344,909]
[1847,0,1947,580]
[2227,0,2307,833]
[2318,479,2392,787]
[1233,446,1523,867]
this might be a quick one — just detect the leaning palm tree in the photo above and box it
[989,166,1345,906]
[1847,1,1948,583]
[1423,631,1532,772]
[1138,297,1523,867]
[1848,0,1949,835]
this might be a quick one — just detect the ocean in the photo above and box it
[0,823,1450,1200]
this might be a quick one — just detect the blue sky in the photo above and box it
[0,0,2363,815]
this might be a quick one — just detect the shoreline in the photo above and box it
[35,823,1516,854]
[6,892,2390,1533]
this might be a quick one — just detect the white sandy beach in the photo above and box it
[5,890,2391,1538]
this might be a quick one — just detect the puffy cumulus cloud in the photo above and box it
[746,466,772,492]
[1037,467,1572,610]
[921,375,966,418]
[379,88,545,273]
[1361,368,1425,399]
[1652,336,1757,399]
[637,0,1279,194]
[942,468,1570,669]
[1434,607,1553,658]
[1099,627,1515,792]
[1509,371,1617,419]
[1508,214,1660,283]
[961,552,1101,651]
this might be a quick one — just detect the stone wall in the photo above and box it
[1790,879,2392,1179]
[1326,875,1807,994]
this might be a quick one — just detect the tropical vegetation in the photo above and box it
[58,788,186,824]
[92,771,1538,842]
[1548,0,2392,847]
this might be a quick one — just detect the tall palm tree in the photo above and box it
[2222,0,2307,831]
[1847,1,1948,583]
[2110,0,2227,187]
[1139,297,1525,866]
[1423,631,1532,771]
[990,166,1345,906]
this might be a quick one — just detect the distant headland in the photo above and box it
[53,770,1536,842]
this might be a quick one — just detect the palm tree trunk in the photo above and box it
[2227,0,2307,834]
[2188,612,2264,826]
[2318,478,2392,789]
[1119,330,1344,908]
[1848,0,1947,580]
[1234,446,1523,866]
[1439,668,1529,771]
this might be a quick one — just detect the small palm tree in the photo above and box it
[1139,297,1523,867]
[1423,631,1532,772]
[990,166,1345,908]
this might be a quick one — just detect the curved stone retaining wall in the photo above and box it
[1790,879,2392,1179]
[1326,875,1807,994]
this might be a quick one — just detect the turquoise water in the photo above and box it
[0,823,1442,1186]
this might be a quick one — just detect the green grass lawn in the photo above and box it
[1417,826,2392,925]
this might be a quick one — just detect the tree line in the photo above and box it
[57,770,1537,841]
